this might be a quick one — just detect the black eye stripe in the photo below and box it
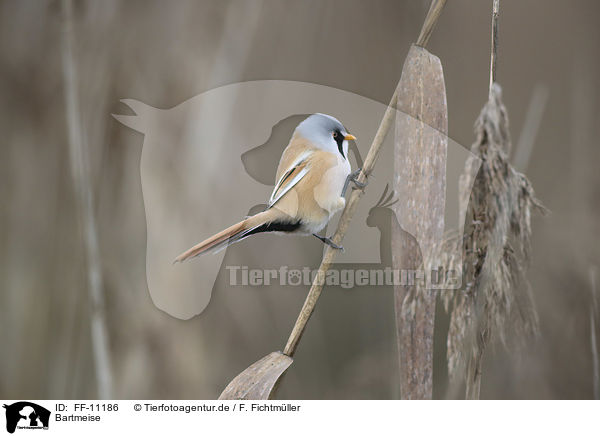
[333,129,345,159]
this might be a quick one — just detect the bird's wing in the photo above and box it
[268,150,312,208]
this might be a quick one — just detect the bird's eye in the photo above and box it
[333,131,338,139]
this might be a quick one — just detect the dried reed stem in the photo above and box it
[464,0,499,400]
[416,0,447,48]
[590,266,599,400]
[284,0,448,358]
[443,3,544,397]
[465,313,490,400]
[283,89,398,356]
[60,0,113,399]
[489,0,500,99]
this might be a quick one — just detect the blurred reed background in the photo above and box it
[1,0,599,399]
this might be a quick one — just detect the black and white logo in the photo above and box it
[3,402,50,434]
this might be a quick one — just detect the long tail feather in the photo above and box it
[174,210,279,262]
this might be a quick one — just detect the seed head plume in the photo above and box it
[442,84,546,397]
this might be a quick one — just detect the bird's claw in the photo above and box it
[313,234,344,251]
[342,168,367,196]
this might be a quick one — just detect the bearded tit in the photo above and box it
[174,113,364,262]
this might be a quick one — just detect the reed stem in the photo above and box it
[283,0,448,357]
[60,0,113,399]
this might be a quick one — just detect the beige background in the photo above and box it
[0,0,598,399]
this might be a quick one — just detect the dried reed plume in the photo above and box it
[442,83,546,399]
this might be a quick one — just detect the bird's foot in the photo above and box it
[313,234,344,251]
[342,168,367,196]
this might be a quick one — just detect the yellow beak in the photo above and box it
[344,133,357,141]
